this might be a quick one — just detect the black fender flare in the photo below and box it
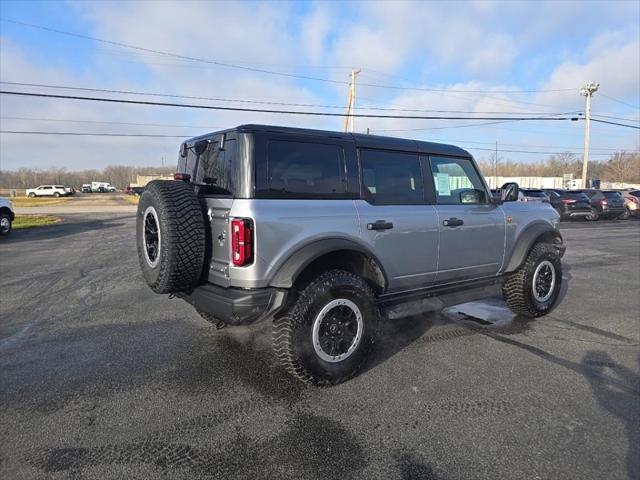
[268,238,389,290]
[504,222,564,273]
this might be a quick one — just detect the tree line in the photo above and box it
[0,165,175,190]
[0,150,638,189]
[477,151,640,183]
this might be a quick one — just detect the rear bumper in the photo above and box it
[560,209,591,219]
[177,283,287,326]
[601,207,625,218]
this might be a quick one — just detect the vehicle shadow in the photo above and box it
[582,351,640,480]
[0,215,133,244]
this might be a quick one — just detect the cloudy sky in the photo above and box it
[0,0,638,170]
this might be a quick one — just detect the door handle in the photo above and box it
[443,217,464,227]
[367,220,394,231]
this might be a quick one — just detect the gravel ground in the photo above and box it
[1,215,638,480]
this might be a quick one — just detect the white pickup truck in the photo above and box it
[26,185,69,198]
[0,197,15,235]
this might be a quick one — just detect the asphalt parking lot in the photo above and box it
[1,215,638,480]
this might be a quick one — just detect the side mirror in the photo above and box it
[501,182,520,202]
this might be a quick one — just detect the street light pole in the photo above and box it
[580,81,599,188]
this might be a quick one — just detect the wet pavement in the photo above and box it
[1,215,638,479]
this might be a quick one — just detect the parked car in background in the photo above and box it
[573,189,626,221]
[91,181,117,193]
[25,185,69,198]
[520,189,550,203]
[0,197,15,236]
[616,190,640,218]
[130,186,145,196]
[64,187,76,196]
[543,189,592,221]
[81,184,92,193]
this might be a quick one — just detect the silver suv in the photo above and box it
[136,125,565,385]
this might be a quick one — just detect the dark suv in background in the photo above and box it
[543,189,592,221]
[573,189,626,221]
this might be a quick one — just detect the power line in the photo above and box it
[592,114,640,123]
[0,130,188,138]
[591,118,640,130]
[0,81,577,115]
[5,116,624,152]
[463,145,611,156]
[0,115,222,129]
[407,137,625,152]
[0,18,576,95]
[0,90,583,121]
[598,92,640,110]
[0,130,613,156]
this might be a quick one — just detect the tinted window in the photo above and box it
[430,157,487,204]
[265,140,344,197]
[603,191,622,199]
[360,149,423,205]
[630,190,640,198]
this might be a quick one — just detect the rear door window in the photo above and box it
[262,140,345,198]
[360,149,423,205]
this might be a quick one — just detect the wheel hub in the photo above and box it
[312,299,363,363]
[532,260,556,302]
[142,206,161,268]
[0,217,9,230]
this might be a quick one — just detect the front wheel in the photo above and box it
[273,270,379,386]
[503,243,562,317]
[586,208,599,221]
[53,192,60,198]
[0,213,12,236]
[28,192,36,198]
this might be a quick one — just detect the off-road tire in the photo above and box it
[0,213,12,236]
[136,180,205,294]
[503,242,562,318]
[273,270,379,386]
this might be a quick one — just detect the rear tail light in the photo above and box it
[600,199,608,205]
[630,196,639,204]
[561,199,576,204]
[231,218,253,266]
[174,172,191,181]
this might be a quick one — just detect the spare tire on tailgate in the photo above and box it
[136,180,205,294]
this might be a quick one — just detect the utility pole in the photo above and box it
[580,81,599,188]
[495,140,498,188]
[343,68,361,132]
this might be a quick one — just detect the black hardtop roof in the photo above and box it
[186,124,472,158]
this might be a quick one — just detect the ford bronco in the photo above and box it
[136,125,565,385]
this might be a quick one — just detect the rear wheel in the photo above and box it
[273,270,379,386]
[53,192,60,198]
[586,208,599,221]
[136,180,206,294]
[503,243,562,317]
[619,208,631,220]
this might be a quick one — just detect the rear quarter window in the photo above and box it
[259,140,346,198]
